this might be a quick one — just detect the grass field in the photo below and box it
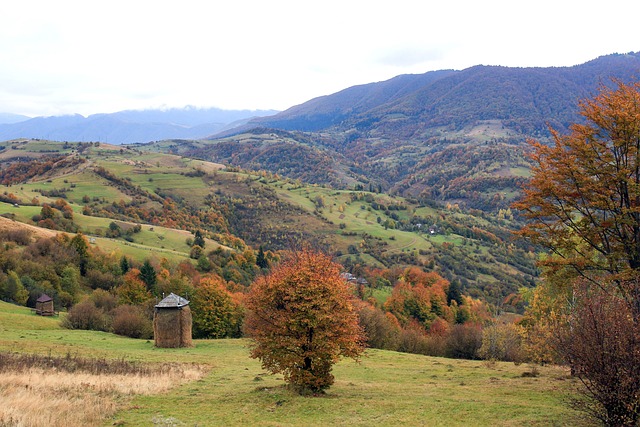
[0,300,591,426]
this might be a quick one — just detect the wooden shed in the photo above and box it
[153,293,193,348]
[35,294,55,316]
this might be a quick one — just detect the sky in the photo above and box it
[1,0,638,118]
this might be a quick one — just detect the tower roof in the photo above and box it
[36,294,53,303]
[155,293,189,308]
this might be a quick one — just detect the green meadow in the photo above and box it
[0,301,589,426]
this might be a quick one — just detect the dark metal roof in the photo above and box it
[36,294,53,303]
[155,293,189,308]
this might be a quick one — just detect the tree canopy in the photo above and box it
[244,248,365,394]
[515,80,640,426]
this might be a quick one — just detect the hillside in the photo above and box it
[246,52,640,137]
[197,53,640,211]
[0,139,537,305]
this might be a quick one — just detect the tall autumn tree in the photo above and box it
[514,80,640,426]
[191,275,243,338]
[244,248,365,394]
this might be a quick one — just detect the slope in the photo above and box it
[0,139,537,304]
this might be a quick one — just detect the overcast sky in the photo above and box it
[1,0,638,117]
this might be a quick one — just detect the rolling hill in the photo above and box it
[194,52,640,211]
[0,139,538,305]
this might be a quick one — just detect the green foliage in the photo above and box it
[120,256,130,274]
[191,276,243,339]
[139,260,157,290]
[256,245,268,269]
[59,266,81,303]
[193,229,206,248]
[3,271,29,306]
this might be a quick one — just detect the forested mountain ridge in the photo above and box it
[242,52,640,137]
[194,52,640,211]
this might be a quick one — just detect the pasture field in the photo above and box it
[0,301,590,426]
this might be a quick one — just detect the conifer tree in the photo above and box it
[256,245,269,269]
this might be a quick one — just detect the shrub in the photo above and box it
[90,289,118,313]
[478,322,523,362]
[85,269,120,291]
[0,228,32,246]
[445,323,483,359]
[357,304,400,350]
[190,245,204,259]
[111,305,153,339]
[62,300,109,331]
[398,326,448,357]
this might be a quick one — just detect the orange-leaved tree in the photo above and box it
[514,80,640,426]
[244,248,365,394]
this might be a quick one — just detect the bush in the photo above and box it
[445,323,483,359]
[398,326,448,357]
[478,322,523,362]
[90,289,118,313]
[85,269,120,290]
[357,304,400,350]
[190,245,204,259]
[0,228,32,246]
[111,305,153,339]
[62,300,109,331]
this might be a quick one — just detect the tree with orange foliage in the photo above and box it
[514,80,640,426]
[384,267,452,329]
[244,248,365,394]
[116,268,151,305]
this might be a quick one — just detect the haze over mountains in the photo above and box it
[0,107,278,144]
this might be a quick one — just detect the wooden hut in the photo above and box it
[153,293,193,348]
[35,294,54,316]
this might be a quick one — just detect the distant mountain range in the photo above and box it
[0,107,278,144]
[2,52,639,154]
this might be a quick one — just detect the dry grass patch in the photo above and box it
[0,352,206,427]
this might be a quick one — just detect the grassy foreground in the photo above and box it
[0,301,589,426]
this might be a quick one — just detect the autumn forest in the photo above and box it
[2,54,640,426]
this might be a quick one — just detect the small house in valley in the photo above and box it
[35,294,55,316]
[153,293,193,348]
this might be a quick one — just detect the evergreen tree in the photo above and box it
[256,245,269,269]
[139,259,157,291]
[447,280,463,305]
[120,256,130,274]
[193,229,206,248]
